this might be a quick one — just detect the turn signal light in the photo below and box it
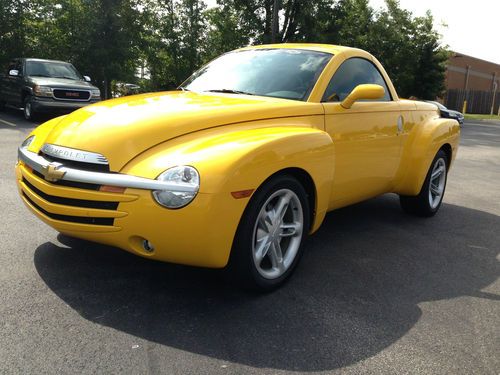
[99,185,126,193]
[231,189,254,199]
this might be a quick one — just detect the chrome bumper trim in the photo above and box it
[18,147,198,193]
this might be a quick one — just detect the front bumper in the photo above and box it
[18,146,197,192]
[31,97,100,113]
[16,147,247,268]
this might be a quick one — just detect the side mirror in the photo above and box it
[83,75,91,82]
[341,84,385,109]
[9,69,19,77]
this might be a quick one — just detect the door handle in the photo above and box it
[397,115,404,133]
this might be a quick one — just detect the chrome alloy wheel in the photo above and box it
[428,158,447,209]
[252,188,304,279]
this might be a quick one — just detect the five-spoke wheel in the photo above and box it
[400,149,449,217]
[227,174,310,291]
[429,158,446,209]
[252,189,304,280]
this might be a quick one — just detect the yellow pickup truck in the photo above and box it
[16,44,460,290]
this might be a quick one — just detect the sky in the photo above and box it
[369,0,500,64]
[204,0,500,64]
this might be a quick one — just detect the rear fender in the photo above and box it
[394,116,460,196]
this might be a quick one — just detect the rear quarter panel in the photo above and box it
[394,101,460,196]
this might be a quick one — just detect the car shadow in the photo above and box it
[33,194,499,371]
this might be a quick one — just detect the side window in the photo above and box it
[322,57,391,102]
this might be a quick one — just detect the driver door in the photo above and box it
[5,59,23,107]
[322,57,402,209]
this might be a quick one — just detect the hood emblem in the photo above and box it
[41,143,109,165]
[42,162,66,182]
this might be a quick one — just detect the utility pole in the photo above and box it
[463,65,470,114]
[491,80,498,115]
[271,0,280,43]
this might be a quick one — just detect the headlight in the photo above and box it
[21,135,35,148]
[33,85,52,97]
[91,89,101,99]
[152,166,200,208]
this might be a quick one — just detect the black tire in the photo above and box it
[400,149,449,217]
[0,100,5,111]
[226,174,311,292]
[23,95,38,121]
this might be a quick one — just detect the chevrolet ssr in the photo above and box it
[16,44,460,290]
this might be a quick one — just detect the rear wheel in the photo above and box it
[23,95,38,121]
[400,149,448,217]
[227,175,310,291]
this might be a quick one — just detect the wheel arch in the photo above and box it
[21,87,32,102]
[394,117,459,196]
[255,167,317,232]
[440,143,452,169]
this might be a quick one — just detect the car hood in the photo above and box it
[29,77,97,90]
[448,110,464,118]
[43,91,323,171]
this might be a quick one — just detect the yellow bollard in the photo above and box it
[462,100,467,114]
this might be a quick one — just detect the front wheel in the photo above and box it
[400,149,448,217]
[23,95,38,121]
[227,175,310,291]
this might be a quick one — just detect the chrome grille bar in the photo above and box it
[18,146,198,193]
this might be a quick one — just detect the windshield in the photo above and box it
[182,49,332,101]
[26,61,83,80]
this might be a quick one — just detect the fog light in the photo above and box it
[142,240,154,252]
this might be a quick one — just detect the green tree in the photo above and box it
[77,0,141,97]
[0,0,142,98]
[203,3,252,62]
[209,0,336,44]
[139,0,208,89]
[0,0,38,66]
[313,0,448,99]
[410,11,449,99]
[0,0,448,99]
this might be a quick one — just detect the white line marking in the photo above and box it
[0,118,16,127]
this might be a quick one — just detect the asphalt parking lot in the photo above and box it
[1,108,499,374]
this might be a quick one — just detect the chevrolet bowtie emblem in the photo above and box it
[42,162,66,182]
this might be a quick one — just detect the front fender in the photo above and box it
[394,116,460,196]
[24,115,68,153]
[122,123,335,233]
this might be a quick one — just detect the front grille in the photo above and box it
[23,192,114,225]
[39,151,110,173]
[23,177,118,210]
[32,169,101,190]
[53,89,91,101]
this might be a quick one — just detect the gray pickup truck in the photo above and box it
[0,58,101,121]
